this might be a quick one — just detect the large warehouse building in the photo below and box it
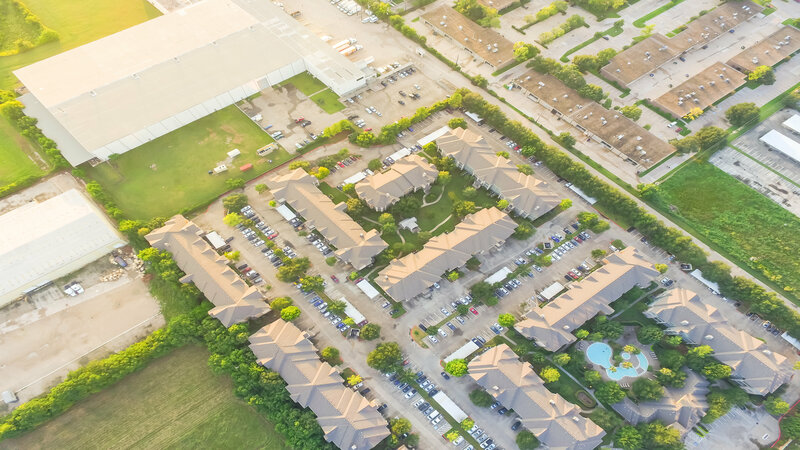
[0,189,125,306]
[14,0,367,166]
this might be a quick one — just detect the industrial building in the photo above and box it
[469,344,606,449]
[421,6,515,69]
[249,320,389,449]
[269,169,387,270]
[726,26,800,73]
[515,247,659,351]
[0,189,125,306]
[646,289,793,395]
[653,62,746,119]
[146,216,269,326]
[14,0,367,166]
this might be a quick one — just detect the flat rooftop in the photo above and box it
[653,62,745,119]
[727,26,800,73]
[760,129,800,164]
[516,71,589,114]
[422,6,515,68]
[477,0,516,11]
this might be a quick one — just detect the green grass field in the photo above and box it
[0,345,289,450]
[311,89,346,114]
[656,161,800,299]
[279,72,328,96]
[0,117,44,185]
[0,0,47,55]
[86,106,291,219]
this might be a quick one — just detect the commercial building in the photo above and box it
[612,370,709,436]
[477,0,516,11]
[14,0,367,166]
[0,189,125,306]
[601,2,761,86]
[269,169,388,270]
[437,128,560,219]
[784,114,800,135]
[759,129,800,164]
[726,26,800,73]
[515,247,658,351]
[249,320,389,449]
[646,289,793,395]
[377,208,516,301]
[146,215,269,326]
[421,6,515,69]
[516,72,675,169]
[354,155,438,211]
[469,344,605,450]
[653,62,746,119]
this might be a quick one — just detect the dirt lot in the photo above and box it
[0,172,82,215]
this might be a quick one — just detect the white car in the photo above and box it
[438,328,448,338]
[429,336,439,344]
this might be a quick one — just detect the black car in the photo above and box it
[418,402,430,411]
[511,420,521,431]
[419,323,428,332]
[360,388,371,395]
[441,371,451,380]
[377,403,388,413]
[498,407,508,415]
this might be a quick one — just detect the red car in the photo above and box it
[330,275,339,283]
[295,117,305,123]
[338,161,345,168]
[469,307,479,315]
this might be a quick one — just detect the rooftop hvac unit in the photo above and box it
[699,85,705,90]
[562,325,570,330]
[537,81,545,86]
[563,94,569,98]
[636,145,643,151]
[583,115,589,119]
[725,78,731,83]
[678,100,683,105]
[494,43,498,47]
[439,21,445,26]
[616,69,621,73]
[552,98,558,102]
[458,25,463,30]
[719,74,725,79]
[492,48,498,53]
[617,134,624,140]
[710,81,715,86]
[573,417,581,423]
[693,98,700,103]
[722,67,726,71]
[705,334,714,340]
[752,57,759,64]
[636,136,643,141]
[549,399,556,405]
[645,51,651,57]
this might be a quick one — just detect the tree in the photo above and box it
[393,196,422,218]
[367,342,403,372]
[447,271,460,282]
[224,250,240,261]
[457,304,469,315]
[346,198,366,214]
[655,368,686,388]
[695,126,727,149]
[426,325,440,336]
[584,370,602,387]
[255,183,268,194]
[270,297,293,311]
[390,417,412,436]
[470,388,495,407]
[683,106,704,121]
[289,160,310,170]
[437,170,451,185]
[513,221,535,239]
[637,325,664,344]
[498,313,516,328]
[445,430,460,442]
[540,366,560,383]
[614,425,643,450]
[312,166,330,180]
[513,41,531,61]
[573,54,599,73]
[299,275,325,292]
[595,381,626,404]
[327,300,347,315]
[725,102,760,127]
[325,256,337,266]
[782,416,800,439]
[516,430,539,450]
[596,317,623,340]
[632,378,664,401]
[702,363,732,380]
[368,159,383,171]
[225,177,246,190]
[321,346,341,365]
[496,150,510,159]
[575,329,590,339]
[748,65,775,85]
[281,306,301,321]
[517,164,533,175]
[686,345,714,371]
[343,317,356,327]
[496,199,509,210]
[461,418,475,430]
[445,359,469,377]
[620,105,642,121]
[657,349,685,371]
[222,193,248,211]
[361,323,381,340]
[640,421,682,449]
[554,353,571,366]
[559,198,572,210]
[453,200,477,217]
[448,117,467,129]
[591,408,623,431]
[558,131,576,147]
[347,374,363,386]
[765,396,790,415]
[591,249,607,259]
[223,212,243,227]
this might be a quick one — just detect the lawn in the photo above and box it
[311,89,346,114]
[655,161,800,301]
[318,181,349,204]
[0,0,51,55]
[0,116,44,186]
[413,171,497,233]
[279,72,328,96]
[1,345,289,450]
[86,105,291,219]
[632,0,685,28]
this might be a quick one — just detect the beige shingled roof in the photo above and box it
[421,6,515,68]
[468,344,605,450]
[515,247,659,351]
[377,207,516,301]
[727,26,800,73]
[613,370,709,436]
[437,128,560,219]
[354,155,438,211]
[269,169,387,270]
[249,320,389,450]
[646,289,793,395]
[145,215,269,327]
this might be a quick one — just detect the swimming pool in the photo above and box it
[585,342,649,381]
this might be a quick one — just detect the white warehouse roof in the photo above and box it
[783,114,800,135]
[14,0,366,166]
[0,189,125,306]
[760,129,800,164]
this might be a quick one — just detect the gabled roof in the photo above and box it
[269,169,387,270]
[249,320,389,449]
[612,370,709,436]
[436,128,560,219]
[468,345,605,450]
[145,215,268,326]
[355,155,438,210]
[376,208,516,301]
[515,247,658,351]
[647,289,793,395]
